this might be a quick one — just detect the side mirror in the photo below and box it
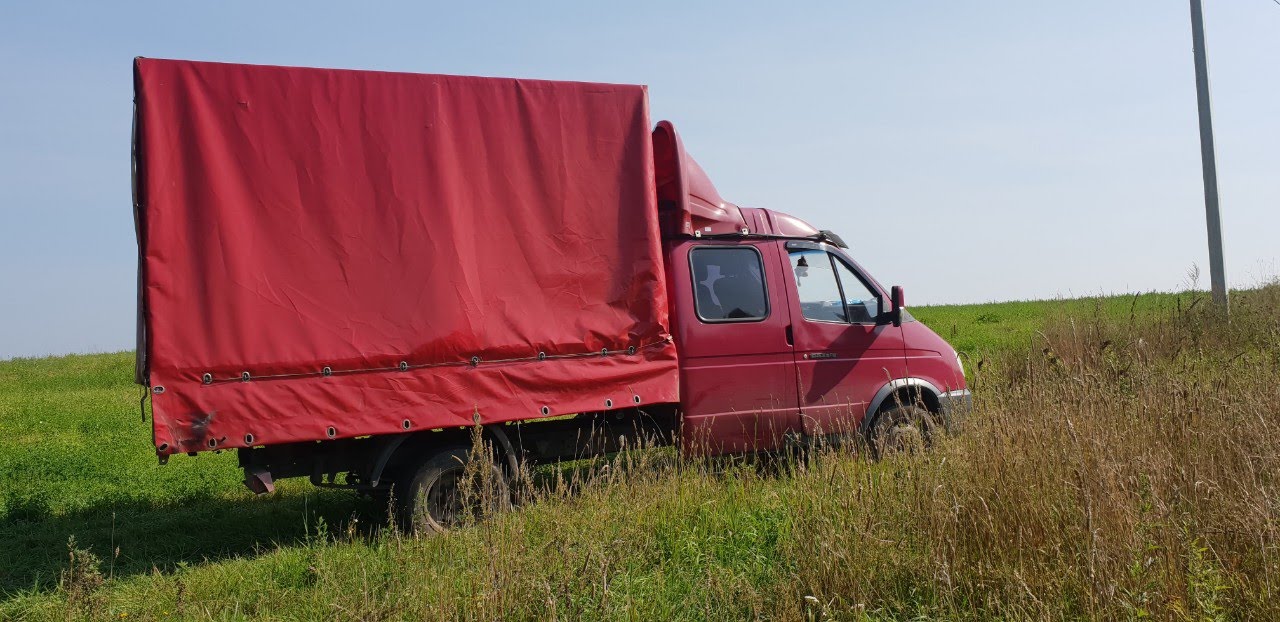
[889,285,905,327]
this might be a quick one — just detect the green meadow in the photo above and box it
[2,286,1277,620]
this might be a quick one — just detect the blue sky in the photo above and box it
[1,1,1277,358]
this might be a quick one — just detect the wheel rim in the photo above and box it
[884,421,926,454]
[873,410,932,456]
[422,467,466,529]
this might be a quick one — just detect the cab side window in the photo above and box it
[690,247,769,322]
[788,249,882,325]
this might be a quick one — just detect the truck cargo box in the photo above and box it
[132,58,678,455]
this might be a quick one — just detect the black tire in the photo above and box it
[392,446,509,533]
[865,404,936,459]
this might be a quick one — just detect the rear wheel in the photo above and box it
[866,404,936,458]
[393,447,509,533]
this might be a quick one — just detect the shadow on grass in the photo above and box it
[0,487,380,597]
[0,451,664,598]
[1,446,809,600]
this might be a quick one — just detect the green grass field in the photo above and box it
[2,287,1276,620]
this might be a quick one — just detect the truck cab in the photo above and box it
[654,121,969,455]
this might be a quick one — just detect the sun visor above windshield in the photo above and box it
[652,120,748,237]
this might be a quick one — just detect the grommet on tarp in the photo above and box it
[633,395,642,404]
[244,433,255,445]
[694,230,702,238]
[157,443,169,453]
[152,386,165,394]
[537,352,546,361]
[470,356,480,367]
[401,419,412,430]
[207,438,218,448]
[201,373,212,385]
[540,405,551,416]
[604,398,613,409]
[322,366,332,377]
[740,227,750,235]
[240,371,251,382]
[326,426,337,439]
[398,361,408,371]
[627,346,637,355]
[601,348,609,356]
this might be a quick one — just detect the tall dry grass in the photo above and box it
[787,284,1280,619]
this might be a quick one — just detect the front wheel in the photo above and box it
[865,404,936,459]
[392,447,509,533]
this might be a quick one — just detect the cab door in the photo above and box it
[779,242,907,437]
[672,241,800,454]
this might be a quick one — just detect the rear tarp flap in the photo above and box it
[134,58,678,455]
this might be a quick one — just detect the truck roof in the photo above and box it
[652,120,826,243]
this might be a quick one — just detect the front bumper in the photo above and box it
[938,389,973,430]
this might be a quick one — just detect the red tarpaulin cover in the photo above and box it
[133,58,678,455]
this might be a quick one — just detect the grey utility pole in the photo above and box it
[1189,0,1229,312]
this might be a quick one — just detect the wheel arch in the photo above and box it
[376,424,520,487]
[864,378,943,425]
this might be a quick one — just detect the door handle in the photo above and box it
[784,324,793,346]
[806,352,837,359]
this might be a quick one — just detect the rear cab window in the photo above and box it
[689,247,769,322]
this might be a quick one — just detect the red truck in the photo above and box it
[132,58,968,530]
